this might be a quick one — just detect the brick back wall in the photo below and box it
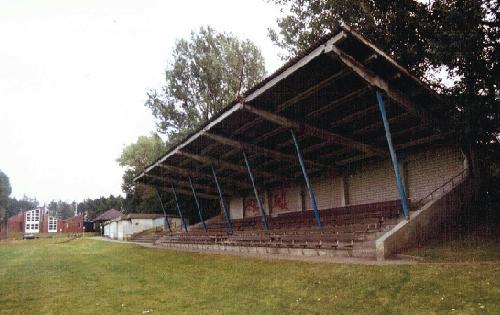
[348,159,400,205]
[6,212,24,233]
[270,186,297,214]
[228,145,465,218]
[282,185,301,213]
[304,176,343,211]
[230,197,244,219]
[58,215,84,233]
[406,146,464,201]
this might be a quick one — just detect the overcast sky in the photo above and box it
[0,0,283,204]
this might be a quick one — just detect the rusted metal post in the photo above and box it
[211,166,233,235]
[188,176,208,232]
[291,129,322,228]
[242,150,270,230]
[376,90,410,218]
[171,184,189,232]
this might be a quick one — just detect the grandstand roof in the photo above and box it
[133,23,451,200]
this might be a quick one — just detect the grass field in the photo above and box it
[0,238,499,314]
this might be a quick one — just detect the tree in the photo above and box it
[48,200,75,219]
[6,195,39,219]
[117,133,167,194]
[117,133,167,213]
[0,170,12,222]
[145,26,266,143]
[269,0,499,184]
[77,195,126,220]
[268,0,431,75]
[427,0,499,184]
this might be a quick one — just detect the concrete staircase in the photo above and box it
[375,171,472,260]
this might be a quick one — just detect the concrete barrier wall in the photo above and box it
[376,175,472,260]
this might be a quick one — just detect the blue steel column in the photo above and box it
[242,150,270,230]
[155,188,172,232]
[188,176,208,232]
[291,129,322,228]
[211,166,233,235]
[375,90,410,218]
[171,184,189,232]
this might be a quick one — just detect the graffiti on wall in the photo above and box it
[243,188,291,217]
[271,189,289,213]
[243,194,266,217]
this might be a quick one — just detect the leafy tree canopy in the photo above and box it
[145,26,266,143]
[116,133,167,195]
[47,200,76,219]
[0,169,12,222]
[6,195,39,219]
[116,133,168,213]
[77,195,125,220]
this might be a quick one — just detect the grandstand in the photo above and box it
[133,24,474,260]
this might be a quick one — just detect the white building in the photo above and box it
[103,214,183,240]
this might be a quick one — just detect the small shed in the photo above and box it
[93,209,122,235]
[103,213,183,240]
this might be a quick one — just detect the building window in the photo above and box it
[25,209,41,233]
[48,217,57,233]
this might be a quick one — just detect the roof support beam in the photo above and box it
[319,128,446,165]
[204,132,330,170]
[211,166,233,235]
[242,150,270,230]
[395,133,451,150]
[330,104,379,128]
[151,184,220,200]
[232,68,353,137]
[157,164,252,189]
[291,130,322,228]
[171,185,189,232]
[177,150,289,181]
[330,45,438,127]
[232,54,378,137]
[144,174,224,195]
[275,134,308,150]
[376,91,410,218]
[154,188,172,232]
[242,104,386,156]
[305,85,372,120]
[219,55,379,163]
[133,102,243,183]
[188,177,208,232]
[354,113,411,136]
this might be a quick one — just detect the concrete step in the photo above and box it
[156,241,377,259]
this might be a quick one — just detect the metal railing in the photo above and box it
[415,168,469,210]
